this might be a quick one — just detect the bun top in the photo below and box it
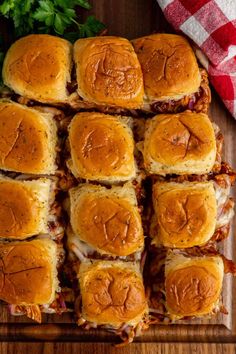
[165,253,224,318]
[0,239,57,305]
[142,111,216,175]
[3,34,72,103]
[152,181,217,248]
[0,101,57,174]
[73,36,144,108]
[68,112,136,182]
[79,261,147,326]
[0,178,50,239]
[132,34,201,101]
[69,184,144,256]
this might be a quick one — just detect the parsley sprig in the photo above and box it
[0,0,105,39]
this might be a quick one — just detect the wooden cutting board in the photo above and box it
[1,0,236,353]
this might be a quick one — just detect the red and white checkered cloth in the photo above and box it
[157,0,236,118]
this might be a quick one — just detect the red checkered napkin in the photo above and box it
[156,0,236,118]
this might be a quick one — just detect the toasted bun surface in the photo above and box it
[68,112,136,182]
[79,260,147,326]
[69,184,144,256]
[0,239,58,305]
[165,253,224,318]
[73,36,144,108]
[0,178,51,239]
[3,34,72,103]
[142,111,216,175]
[132,34,201,101]
[0,101,57,174]
[152,182,217,248]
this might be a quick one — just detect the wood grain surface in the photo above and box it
[1,343,236,354]
[1,0,236,353]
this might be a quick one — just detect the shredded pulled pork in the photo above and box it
[75,292,150,346]
[222,256,236,275]
[42,292,69,315]
[48,199,65,241]
[8,291,71,321]
[213,123,224,172]
[8,304,42,323]
[149,69,211,114]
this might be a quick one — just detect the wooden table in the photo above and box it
[2,0,236,353]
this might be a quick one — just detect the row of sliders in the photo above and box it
[0,101,219,180]
[0,101,65,321]
[2,34,210,114]
[66,110,148,341]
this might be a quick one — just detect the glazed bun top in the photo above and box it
[3,34,72,103]
[165,253,224,318]
[73,36,144,108]
[79,261,147,326]
[152,181,217,248]
[0,101,57,174]
[132,34,201,101]
[68,112,136,182]
[142,111,216,175]
[69,184,144,256]
[0,239,58,305]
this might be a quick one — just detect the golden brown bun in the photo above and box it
[152,181,217,248]
[0,101,57,174]
[132,34,201,101]
[141,111,216,175]
[73,36,144,108]
[165,252,224,319]
[79,260,147,327]
[0,177,51,239]
[0,239,58,305]
[69,184,144,256]
[3,35,72,103]
[68,112,136,182]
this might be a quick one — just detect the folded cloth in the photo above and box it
[157,0,236,118]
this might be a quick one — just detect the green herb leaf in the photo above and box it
[73,0,91,9]
[0,0,106,42]
[79,15,105,37]
[0,0,15,16]
[0,36,5,85]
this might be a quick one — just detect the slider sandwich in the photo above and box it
[3,34,72,104]
[132,34,210,113]
[165,252,224,320]
[67,184,144,259]
[0,176,64,241]
[67,112,136,183]
[0,239,61,322]
[76,260,148,344]
[0,101,57,175]
[151,181,234,248]
[138,111,217,176]
[72,36,144,109]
